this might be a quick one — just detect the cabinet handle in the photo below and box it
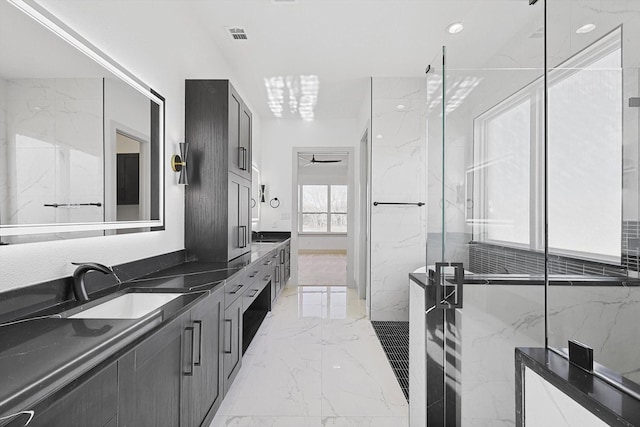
[194,320,202,367]
[263,260,272,266]
[229,284,243,294]
[238,225,247,248]
[280,248,285,264]
[184,326,195,376]
[249,270,259,278]
[275,266,280,283]
[263,275,272,282]
[238,147,248,171]
[224,319,232,354]
[248,289,259,298]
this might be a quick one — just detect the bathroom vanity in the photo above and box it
[0,238,290,427]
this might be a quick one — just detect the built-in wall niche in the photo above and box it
[0,0,164,244]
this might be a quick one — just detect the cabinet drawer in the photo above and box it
[242,273,270,312]
[224,274,248,309]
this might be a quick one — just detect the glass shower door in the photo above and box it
[425,1,546,425]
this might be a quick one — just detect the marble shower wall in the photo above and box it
[370,78,427,321]
[1,78,103,230]
[548,285,640,384]
[460,284,544,426]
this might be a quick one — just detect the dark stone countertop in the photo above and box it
[0,239,289,420]
[516,347,640,427]
[0,290,205,420]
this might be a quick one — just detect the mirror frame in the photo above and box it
[0,0,165,240]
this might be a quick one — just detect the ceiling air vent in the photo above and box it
[227,27,248,40]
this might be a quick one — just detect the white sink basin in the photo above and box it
[69,293,181,319]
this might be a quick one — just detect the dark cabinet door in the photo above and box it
[5,364,117,427]
[239,179,251,244]
[228,177,242,260]
[228,87,245,178]
[185,290,225,427]
[228,175,251,260]
[118,313,188,427]
[237,103,252,181]
[223,296,243,394]
[284,243,291,284]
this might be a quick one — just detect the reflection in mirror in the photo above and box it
[0,0,164,243]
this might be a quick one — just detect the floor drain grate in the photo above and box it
[371,321,409,402]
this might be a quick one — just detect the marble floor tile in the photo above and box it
[210,285,408,426]
[211,416,322,427]
[321,416,409,427]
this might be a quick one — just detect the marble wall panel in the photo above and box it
[459,284,544,426]
[370,77,427,321]
[524,367,608,427]
[548,285,640,384]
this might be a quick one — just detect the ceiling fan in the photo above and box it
[301,154,343,167]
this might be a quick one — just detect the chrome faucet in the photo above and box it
[71,262,113,302]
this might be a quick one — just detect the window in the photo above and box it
[299,184,347,233]
[473,28,622,262]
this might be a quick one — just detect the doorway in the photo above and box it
[292,148,353,288]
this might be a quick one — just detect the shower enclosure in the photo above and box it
[422,0,640,425]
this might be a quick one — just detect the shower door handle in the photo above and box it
[434,262,464,309]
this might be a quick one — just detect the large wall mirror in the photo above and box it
[0,0,164,244]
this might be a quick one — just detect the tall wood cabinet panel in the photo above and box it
[185,80,252,262]
[183,290,225,427]
[117,313,188,427]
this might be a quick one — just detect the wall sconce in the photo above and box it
[260,184,266,203]
[171,142,189,185]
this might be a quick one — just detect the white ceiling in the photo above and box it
[32,0,543,121]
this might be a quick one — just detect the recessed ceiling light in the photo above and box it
[396,104,406,111]
[376,134,383,139]
[576,23,596,34]
[446,22,464,35]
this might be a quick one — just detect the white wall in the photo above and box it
[261,119,360,287]
[0,1,260,290]
[261,119,358,230]
[298,235,347,251]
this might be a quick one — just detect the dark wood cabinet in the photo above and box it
[117,314,188,427]
[185,80,253,262]
[183,290,225,427]
[284,242,291,284]
[228,175,251,261]
[223,296,243,394]
[5,364,117,427]
[228,86,252,181]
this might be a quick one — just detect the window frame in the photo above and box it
[298,184,348,234]
[471,27,623,263]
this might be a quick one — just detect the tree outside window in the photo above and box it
[300,185,347,233]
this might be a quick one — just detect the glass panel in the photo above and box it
[424,1,546,425]
[330,214,347,233]
[301,185,328,212]
[547,0,640,387]
[330,185,348,213]
[301,213,327,233]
